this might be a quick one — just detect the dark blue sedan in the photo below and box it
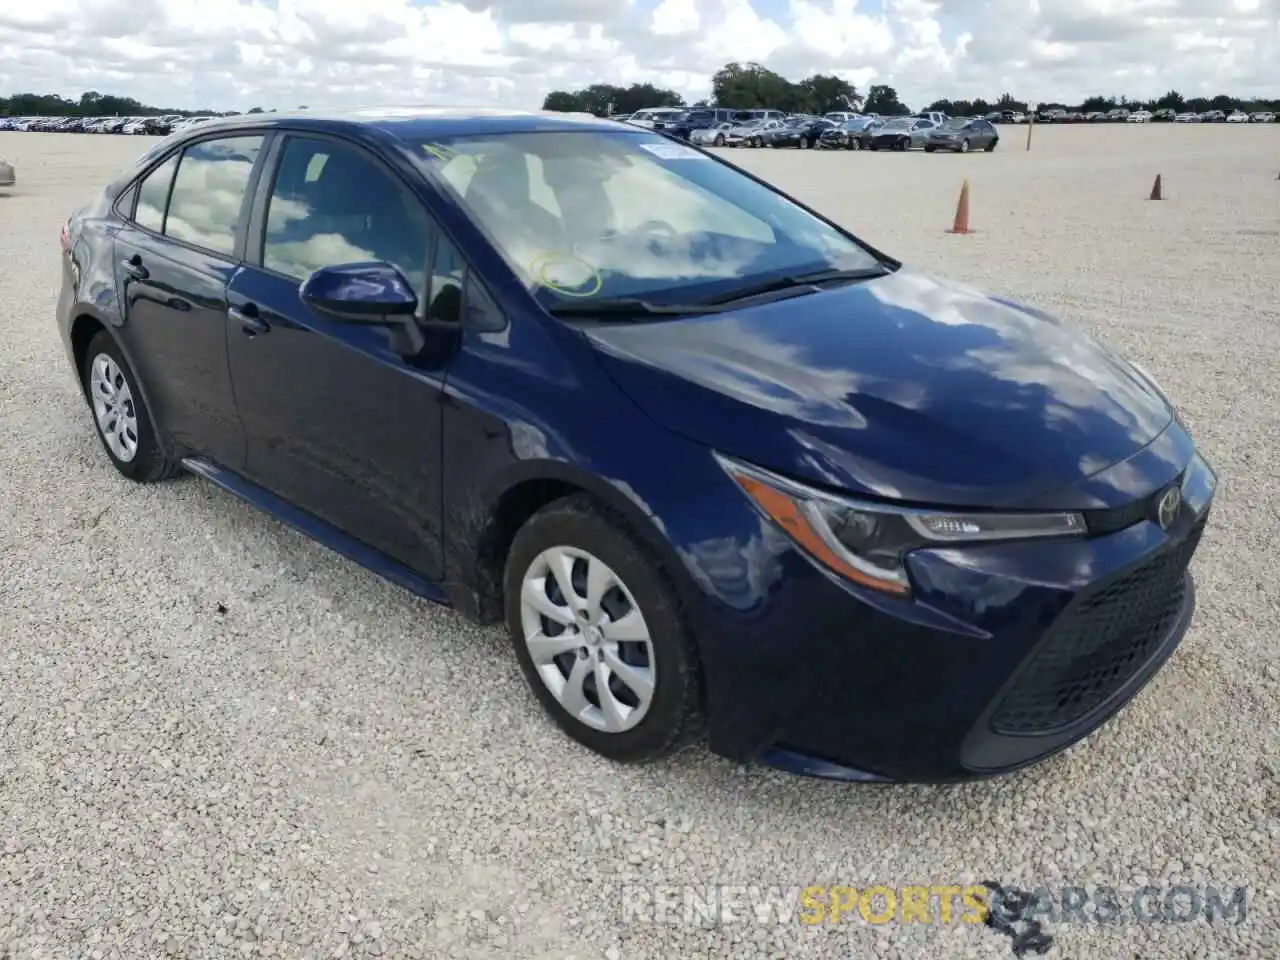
[57,108,1216,782]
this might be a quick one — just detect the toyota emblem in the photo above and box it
[1157,486,1182,530]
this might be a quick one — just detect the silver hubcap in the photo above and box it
[89,354,139,462]
[520,546,656,733]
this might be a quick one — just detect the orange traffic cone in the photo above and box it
[1149,174,1162,200]
[946,180,972,234]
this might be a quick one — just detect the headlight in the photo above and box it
[716,454,1085,597]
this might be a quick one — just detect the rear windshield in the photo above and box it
[418,130,881,309]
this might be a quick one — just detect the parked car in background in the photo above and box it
[1200,110,1226,122]
[867,117,937,150]
[1006,111,1027,123]
[915,111,949,126]
[690,122,734,147]
[1225,110,1250,124]
[766,117,836,149]
[626,108,684,129]
[1127,110,1153,123]
[923,117,999,153]
[1084,111,1105,122]
[819,116,880,150]
[1174,112,1200,123]
[1252,112,1277,123]
[1104,108,1130,121]
[726,118,783,147]
[1037,108,1068,123]
[1153,109,1176,122]
[656,108,740,141]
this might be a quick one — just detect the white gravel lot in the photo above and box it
[1,124,1277,959]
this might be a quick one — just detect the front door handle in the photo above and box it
[121,255,149,281]
[229,304,269,336]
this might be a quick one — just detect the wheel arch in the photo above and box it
[446,460,700,627]
[69,312,170,459]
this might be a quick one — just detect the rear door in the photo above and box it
[112,133,267,467]
[225,133,457,579]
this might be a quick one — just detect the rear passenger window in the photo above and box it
[134,154,178,233]
[165,136,264,255]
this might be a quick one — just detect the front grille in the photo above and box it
[990,518,1205,735]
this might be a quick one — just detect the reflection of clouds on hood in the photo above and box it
[602,314,874,429]
[869,269,1157,447]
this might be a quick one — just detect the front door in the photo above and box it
[225,133,455,579]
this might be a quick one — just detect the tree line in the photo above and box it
[0,91,227,118]
[542,62,1279,117]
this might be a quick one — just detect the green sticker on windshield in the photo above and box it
[421,143,458,162]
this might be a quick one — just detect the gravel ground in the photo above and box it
[1,124,1276,959]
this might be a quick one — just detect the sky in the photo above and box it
[0,0,1276,113]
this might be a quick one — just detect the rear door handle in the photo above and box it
[229,304,269,336]
[121,255,149,281]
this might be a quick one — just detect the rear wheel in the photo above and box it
[897,137,909,151]
[714,133,725,146]
[985,139,998,152]
[799,137,809,149]
[81,330,178,482]
[924,146,936,153]
[959,138,971,153]
[504,495,702,762]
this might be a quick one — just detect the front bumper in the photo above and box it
[695,452,1215,783]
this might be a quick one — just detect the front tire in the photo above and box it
[82,330,178,483]
[504,495,702,763]
[959,138,971,153]
[799,137,809,149]
[714,134,725,146]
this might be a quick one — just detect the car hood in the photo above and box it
[584,267,1175,509]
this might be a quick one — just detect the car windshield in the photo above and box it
[421,130,882,309]
[940,119,969,130]
[880,119,910,130]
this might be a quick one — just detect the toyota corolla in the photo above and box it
[57,109,1216,782]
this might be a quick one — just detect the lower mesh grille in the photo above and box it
[990,519,1205,735]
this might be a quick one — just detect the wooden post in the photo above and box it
[1026,106,1035,151]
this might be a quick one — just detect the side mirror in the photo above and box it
[299,262,418,323]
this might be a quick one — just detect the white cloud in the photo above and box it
[0,0,1275,112]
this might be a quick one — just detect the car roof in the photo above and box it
[166,107,633,141]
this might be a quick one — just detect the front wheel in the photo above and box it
[985,140,998,152]
[799,137,809,149]
[714,134,725,146]
[924,145,936,153]
[959,138,971,153]
[81,330,178,482]
[504,495,702,762]
[897,137,909,151]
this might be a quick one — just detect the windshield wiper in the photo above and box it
[546,297,725,318]
[700,264,893,306]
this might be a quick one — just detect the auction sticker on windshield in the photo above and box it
[639,142,709,160]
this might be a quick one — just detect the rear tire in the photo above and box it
[714,134,725,146]
[799,137,809,149]
[924,146,936,153]
[959,138,971,153]
[504,495,703,763]
[81,330,178,483]
[985,140,998,152]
